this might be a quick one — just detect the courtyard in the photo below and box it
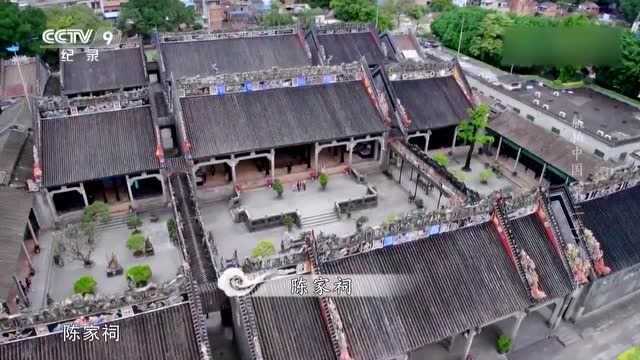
[45,211,182,301]
[200,171,448,262]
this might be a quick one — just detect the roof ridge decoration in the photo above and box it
[492,198,547,302]
[315,22,371,35]
[176,62,365,98]
[583,228,612,277]
[160,24,300,43]
[536,193,588,286]
[36,88,149,119]
[305,232,353,360]
[569,166,640,203]
[237,295,264,360]
[386,61,456,82]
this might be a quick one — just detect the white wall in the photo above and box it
[469,77,639,163]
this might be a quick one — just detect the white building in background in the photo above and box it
[452,0,468,6]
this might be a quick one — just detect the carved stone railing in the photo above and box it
[0,275,187,337]
[177,62,364,97]
[316,22,371,35]
[160,25,300,43]
[569,166,640,203]
[335,186,378,216]
[37,88,149,119]
[386,61,456,82]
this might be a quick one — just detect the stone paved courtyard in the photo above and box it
[47,211,182,301]
[201,172,447,261]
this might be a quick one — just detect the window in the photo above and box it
[551,127,560,135]
[513,107,520,113]
[594,149,605,158]
[526,114,535,122]
[619,152,627,161]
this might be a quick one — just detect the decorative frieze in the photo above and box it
[161,25,299,43]
[37,88,149,119]
[565,243,590,285]
[316,23,371,35]
[569,166,640,203]
[520,249,547,300]
[386,61,456,82]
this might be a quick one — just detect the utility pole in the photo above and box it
[456,16,465,58]
[6,44,32,113]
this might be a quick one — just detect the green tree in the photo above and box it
[118,0,196,36]
[272,179,284,198]
[319,173,329,190]
[618,346,640,360]
[594,31,640,98]
[127,213,143,231]
[45,5,110,31]
[251,240,276,258]
[261,4,295,26]
[81,201,110,243]
[127,233,146,255]
[309,0,331,8]
[0,4,47,59]
[431,7,488,56]
[74,276,97,295]
[433,152,449,167]
[330,0,394,31]
[282,214,295,231]
[469,12,513,64]
[458,104,494,172]
[406,5,425,20]
[620,0,640,22]
[430,0,454,12]
[127,264,152,287]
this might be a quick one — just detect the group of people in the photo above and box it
[293,179,307,192]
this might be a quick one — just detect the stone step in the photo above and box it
[301,211,339,228]
[555,326,581,347]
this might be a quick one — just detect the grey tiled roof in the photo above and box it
[0,303,201,360]
[0,187,31,300]
[161,35,312,78]
[41,107,160,187]
[510,214,574,298]
[580,185,640,271]
[391,77,472,131]
[62,47,147,95]
[319,222,531,360]
[0,129,28,185]
[317,33,386,66]
[180,81,386,159]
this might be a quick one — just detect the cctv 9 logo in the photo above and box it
[42,29,118,47]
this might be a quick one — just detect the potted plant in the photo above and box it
[496,335,512,354]
[127,213,143,232]
[282,214,295,232]
[479,169,494,184]
[432,152,449,167]
[127,264,152,288]
[73,276,97,295]
[272,179,284,198]
[319,173,329,190]
[127,233,146,257]
[251,240,276,259]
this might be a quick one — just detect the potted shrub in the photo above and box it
[433,152,449,167]
[272,179,284,198]
[496,335,512,354]
[127,213,143,232]
[479,169,494,184]
[251,240,276,259]
[282,214,295,232]
[73,276,97,295]
[319,173,329,190]
[127,233,146,257]
[127,264,152,288]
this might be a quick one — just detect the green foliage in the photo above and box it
[458,104,494,146]
[82,201,110,225]
[429,0,454,12]
[620,0,640,22]
[74,276,97,295]
[127,233,146,253]
[319,173,329,189]
[330,0,394,32]
[594,31,640,99]
[282,214,295,231]
[167,218,178,242]
[469,12,513,64]
[479,169,494,184]
[272,179,284,197]
[433,152,449,167]
[127,213,143,230]
[45,5,110,31]
[127,264,152,287]
[0,4,47,59]
[406,5,425,20]
[496,335,512,354]
[618,346,640,360]
[118,0,196,36]
[261,4,295,26]
[452,169,467,182]
[251,240,276,258]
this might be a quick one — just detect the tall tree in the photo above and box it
[430,0,455,12]
[118,0,196,36]
[45,5,110,32]
[458,104,494,172]
[620,0,640,22]
[330,0,394,31]
[594,31,640,98]
[0,3,46,59]
[469,12,513,64]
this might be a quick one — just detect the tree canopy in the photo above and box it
[0,3,46,59]
[330,0,393,32]
[118,0,196,36]
[45,5,110,32]
[261,4,295,26]
[430,0,455,12]
[251,240,276,258]
[620,0,640,22]
[458,104,493,172]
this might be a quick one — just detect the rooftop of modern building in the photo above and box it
[486,77,640,146]
[61,47,148,95]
